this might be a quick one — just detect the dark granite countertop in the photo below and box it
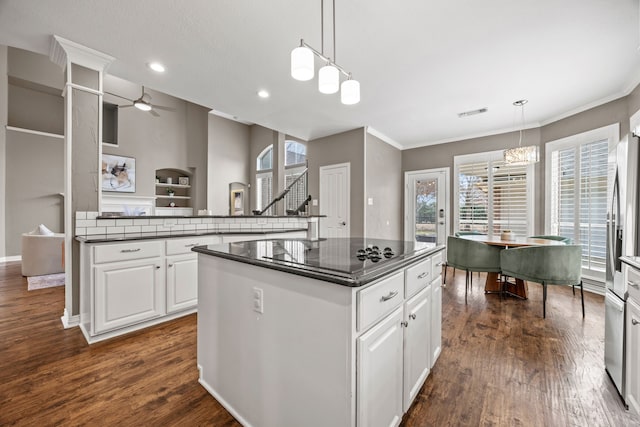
[76,228,307,243]
[193,237,445,287]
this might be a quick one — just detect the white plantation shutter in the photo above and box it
[455,151,534,236]
[548,134,610,278]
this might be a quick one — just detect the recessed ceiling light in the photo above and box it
[148,62,166,73]
[257,90,270,98]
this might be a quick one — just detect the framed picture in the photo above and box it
[230,189,244,215]
[178,176,189,186]
[102,154,136,193]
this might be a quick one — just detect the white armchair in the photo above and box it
[21,231,65,277]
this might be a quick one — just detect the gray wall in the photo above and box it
[207,114,250,215]
[0,46,7,257]
[102,74,209,211]
[308,128,365,237]
[5,131,64,255]
[5,48,65,257]
[365,132,402,240]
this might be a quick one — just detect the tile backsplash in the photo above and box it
[74,212,310,237]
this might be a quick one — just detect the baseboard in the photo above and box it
[0,255,21,263]
[60,308,80,329]
[582,278,605,296]
[198,376,251,427]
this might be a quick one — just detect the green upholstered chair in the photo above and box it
[444,231,487,284]
[500,245,584,318]
[447,236,502,304]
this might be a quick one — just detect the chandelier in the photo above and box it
[290,0,360,105]
[504,99,539,165]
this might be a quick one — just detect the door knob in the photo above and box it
[340,221,346,226]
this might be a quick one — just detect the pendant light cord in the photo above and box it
[333,0,336,63]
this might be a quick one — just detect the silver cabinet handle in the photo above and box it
[435,262,443,267]
[155,265,160,269]
[168,264,173,267]
[410,313,417,320]
[340,221,346,226]
[401,321,408,327]
[633,319,640,326]
[120,248,141,253]
[630,282,640,289]
[380,291,398,302]
[185,243,197,247]
[418,272,429,279]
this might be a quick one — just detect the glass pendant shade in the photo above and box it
[318,65,339,94]
[503,145,539,165]
[291,46,314,81]
[341,79,360,105]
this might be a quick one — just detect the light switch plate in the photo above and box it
[253,287,264,314]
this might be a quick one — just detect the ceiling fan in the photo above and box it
[105,86,175,117]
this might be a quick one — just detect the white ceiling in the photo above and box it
[1,0,639,149]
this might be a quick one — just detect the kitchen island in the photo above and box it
[193,238,445,427]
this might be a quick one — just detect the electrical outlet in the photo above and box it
[312,199,318,206]
[253,287,264,314]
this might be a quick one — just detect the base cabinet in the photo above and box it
[431,277,442,366]
[357,307,405,427]
[627,298,640,414]
[94,258,164,334]
[166,254,198,313]
[403,286,432,411]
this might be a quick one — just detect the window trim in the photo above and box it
[453,149,535,236]
[544,123,618,282]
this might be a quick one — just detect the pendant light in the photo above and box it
[504,99,539,165]
[290,0,360,104]
[291,44,314,81]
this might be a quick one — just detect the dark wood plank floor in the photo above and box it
[0,261,637,426]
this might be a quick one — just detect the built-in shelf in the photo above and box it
[155,183,191,189]
[6,125,64,139]
[156,195,191,200]
[155,168,193,209]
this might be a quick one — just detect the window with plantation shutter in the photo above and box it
[454,151,534,237]
[546,124,617,281]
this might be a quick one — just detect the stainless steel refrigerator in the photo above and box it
[605,139,628,403]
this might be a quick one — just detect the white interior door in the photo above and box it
[405,169,449,244]
[320,163,350,238]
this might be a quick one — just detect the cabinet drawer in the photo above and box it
[166,236,222,255]
[628,265,640,302]
[431,251,444,277]
[94,240,163,264]
[358,270,404,332]
[405,258,432,298]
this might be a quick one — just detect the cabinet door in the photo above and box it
[94,258,164,334]
[357,307,404,427]
[403,286,431,411]
[627,298,640,414]
[431,277,442,367]
[166,254,198,313]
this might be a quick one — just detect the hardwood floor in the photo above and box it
[0,261,637,426]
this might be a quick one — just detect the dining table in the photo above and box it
[459,234,566,299]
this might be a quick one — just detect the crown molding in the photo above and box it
[49,35,114,72]
[365,127,403,150]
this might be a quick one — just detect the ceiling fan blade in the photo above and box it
[150,109,160,117]
[120,104,135,109]
[153,105,176,112]
[104,91,134,102]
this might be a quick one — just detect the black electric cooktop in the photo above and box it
[193,237,441,286]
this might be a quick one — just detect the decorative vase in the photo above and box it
[500,230,515,241]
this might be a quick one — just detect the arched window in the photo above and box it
[284,141,308,213]
[256,145,273,214]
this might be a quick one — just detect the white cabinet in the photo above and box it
[357,307,404,427]
[627,297,640,414]
[403,285,431,411]
[166,254,198,313]
[94,257,164,334]
[431,276,442,366]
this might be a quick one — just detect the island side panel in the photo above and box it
[197,254,355,427]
